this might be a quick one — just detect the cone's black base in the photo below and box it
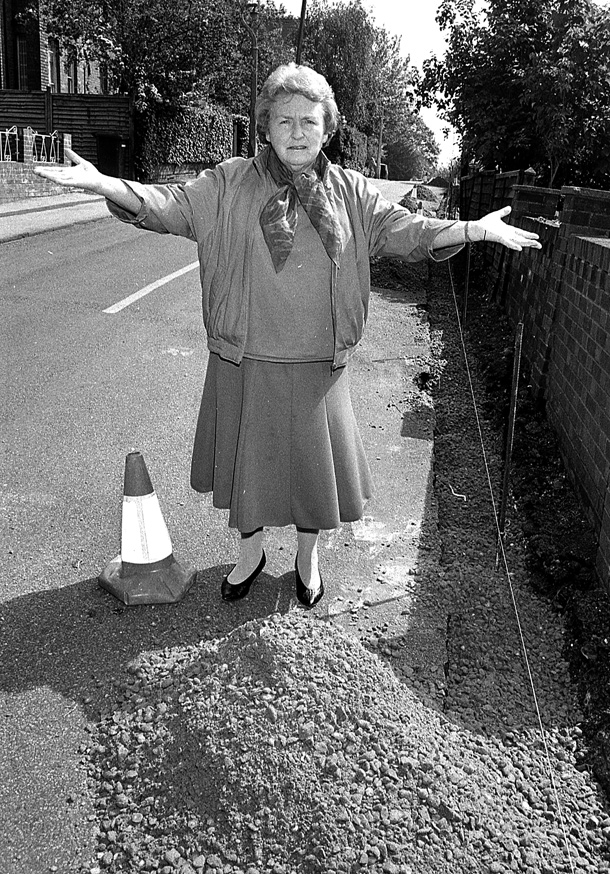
[98,554,196,605]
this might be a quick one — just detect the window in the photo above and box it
[66,58,77,93]
[17,36,28,90]
[48,38,60,92]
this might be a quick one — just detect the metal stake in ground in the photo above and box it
[462,243,471,324]
[496,321,524,565]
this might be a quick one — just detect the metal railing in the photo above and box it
[28,127,60,163]
[0,126,18,162]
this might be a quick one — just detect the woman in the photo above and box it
[34,64,541,608]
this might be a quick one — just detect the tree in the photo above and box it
[520,1,610,187]
[420,0,610,188]
[299,0,379,131]
[38,0,290,114]
[300,0,418,138]
[300,0,437,177]
[385,114,439,181]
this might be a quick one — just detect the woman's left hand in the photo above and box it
[473,206,542,251]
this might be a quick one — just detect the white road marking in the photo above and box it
[103,261,199,314]
[162,347,194,357]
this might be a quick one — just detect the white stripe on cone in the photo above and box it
[121,492,173,564]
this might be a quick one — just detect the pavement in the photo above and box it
[0,191,109,242]
[2,183,447,873]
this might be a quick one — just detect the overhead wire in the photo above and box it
[445,257,577,874]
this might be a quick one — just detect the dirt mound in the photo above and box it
[87,612,606,873]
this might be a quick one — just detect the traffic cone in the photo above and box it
[98,451,196,605]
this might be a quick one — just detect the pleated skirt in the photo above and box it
[190,353,373,531]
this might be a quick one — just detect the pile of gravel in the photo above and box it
[85,611,609,874]
[398,195,438,218]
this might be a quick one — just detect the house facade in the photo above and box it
[0,0,108,94]
[0,0,133,188]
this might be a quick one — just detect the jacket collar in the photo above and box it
[254,145,332,188]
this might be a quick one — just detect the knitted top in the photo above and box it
[244,204,334,362]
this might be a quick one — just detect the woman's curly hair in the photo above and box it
[255,63,340,139]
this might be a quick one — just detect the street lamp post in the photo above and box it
[296,0,307,64]
[243,1,260,158]
[376,106,384,179]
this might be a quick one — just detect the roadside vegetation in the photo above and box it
[34,0,437,180]
[420,0,610,188]
[30,0,610,185]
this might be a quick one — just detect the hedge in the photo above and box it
[137,102,248,182]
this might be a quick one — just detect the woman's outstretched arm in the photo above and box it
[33,147,141,214]
[432,206,542,252]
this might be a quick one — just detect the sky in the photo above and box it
[276,0,459,165]
[276,0,610,167]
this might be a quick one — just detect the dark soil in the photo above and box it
[373,247,610,801]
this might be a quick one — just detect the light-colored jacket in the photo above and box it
[108,149,461,369]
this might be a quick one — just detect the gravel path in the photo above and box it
[80,256,610,874]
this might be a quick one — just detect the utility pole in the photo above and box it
[296,0,307,64]
[376,106,384,178]
[243,1,260,158]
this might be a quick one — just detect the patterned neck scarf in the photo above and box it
[259,146,343,273]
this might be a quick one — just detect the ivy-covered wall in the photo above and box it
[137,103,248,183]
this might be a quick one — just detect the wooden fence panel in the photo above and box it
[0,90,133,176]
[50,93,132,165]
[0,90,46,130]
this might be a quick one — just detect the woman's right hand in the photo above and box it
[33,147,103,193]
[33,146,143,214]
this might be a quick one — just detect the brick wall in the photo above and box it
[545,235,610,587]
[470,181,610,592]
[499,217,561,394]
[0,130,72,200]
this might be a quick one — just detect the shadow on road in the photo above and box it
[0,566,296,719]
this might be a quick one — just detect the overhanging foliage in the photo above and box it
[420,0,610,188]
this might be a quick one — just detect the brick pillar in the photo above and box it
[63,132,72,164]
[560,186,610,241]
[23,128,35,166]
[511,185,561,220]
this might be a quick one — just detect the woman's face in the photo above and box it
[266,93,329,175]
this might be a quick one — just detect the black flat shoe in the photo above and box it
[221,551,266,601]
[295,555,325,608]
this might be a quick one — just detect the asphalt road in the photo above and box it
[2,218,211,597]
[1,219,215,871]
[1,204,444,872]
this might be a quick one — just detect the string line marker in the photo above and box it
[446,259,577,874]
